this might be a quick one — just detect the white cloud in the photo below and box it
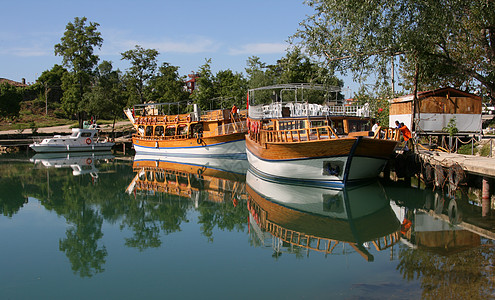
[101,30,220,55]
[228,43,288,55]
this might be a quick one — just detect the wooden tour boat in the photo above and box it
[246,84,401,188]
[124,102,247,156]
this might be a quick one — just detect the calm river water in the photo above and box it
[1,152,494,299]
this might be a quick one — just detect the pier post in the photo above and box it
[482,177,491,217]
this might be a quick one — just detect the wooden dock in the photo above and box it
[417,150,495,178]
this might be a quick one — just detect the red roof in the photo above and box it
[0,78,28,87]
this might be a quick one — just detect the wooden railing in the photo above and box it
[265,220,340,254]
[249,126,402,144]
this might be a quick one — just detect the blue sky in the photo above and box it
[0,0,354,96]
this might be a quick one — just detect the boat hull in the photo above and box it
[133,134,246,156]
[245,135,397,187]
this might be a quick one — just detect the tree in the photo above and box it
[37,64,68,114]
[121,45,159,104]
[192,59,217,110]
[0,83,22,119]
[149,62,190,104]
[83,61,126,130]
[214,69,247,108]
[295,0,495,101]
[54,17,103,127]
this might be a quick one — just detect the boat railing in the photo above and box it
[249,103,371,119]
[261,125,340,143]
[211,120,248,135]
[249,125,401,144]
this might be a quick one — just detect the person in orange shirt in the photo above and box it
[399,122,412,151]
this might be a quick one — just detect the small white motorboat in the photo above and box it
[29,124,115,153]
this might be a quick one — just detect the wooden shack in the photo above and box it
[389,87,482,134]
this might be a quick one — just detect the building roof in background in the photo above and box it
[391,87,482,103]
[0,78,28,87]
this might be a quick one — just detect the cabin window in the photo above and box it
[81,132,92,138]
[178,125,188,136]
[165,126,176,136]
[310,121,326,128]
[145,126,153,136]
[70,132,79,137]
[333,120,344,134]
[347,120,369,132]
[155,126,164,136]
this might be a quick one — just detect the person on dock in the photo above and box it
[399,122,412,151]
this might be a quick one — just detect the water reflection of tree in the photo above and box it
[58,180,107,277]
[397,241,495,299]
[197,198,248,242]
[0,177,27,217]
[119,197,190,251]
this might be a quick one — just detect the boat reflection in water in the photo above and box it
[126,154,249,205]
[30,151,114,178]
[246,169,401,261]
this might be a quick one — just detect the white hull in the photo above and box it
[30,143,114,153]
[134,140,246,157]
[246,149,388,187]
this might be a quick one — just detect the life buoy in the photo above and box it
[86,138,92,144]
[86,158,92,165]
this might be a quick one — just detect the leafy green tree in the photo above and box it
[83,61,126,127]
[214,69,247,108]
[0,83,22,119]
[54,17,103,127]
[246,56,275,89]
[121,45,159,104]
[192,59,217,110]
[295,0,495,101]
[36,64,68,114]
[149,62,190,105]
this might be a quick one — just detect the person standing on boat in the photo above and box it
[231,105,239,119]
[399,122,412,151]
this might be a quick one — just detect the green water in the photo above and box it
[0,153,494,299]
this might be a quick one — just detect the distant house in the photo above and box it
[389,87,482,135]
[0,78,29,87]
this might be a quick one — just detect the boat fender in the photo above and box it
[86,138,92,145]
[86,158,92,165]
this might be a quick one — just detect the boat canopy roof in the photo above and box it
[248,83,341,93]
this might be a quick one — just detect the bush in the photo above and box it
[480,143,492,157]
[458,142,478,155]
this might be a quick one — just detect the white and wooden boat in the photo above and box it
[246,84,401,188]
[29,124,114,153]
[124,103,247,156]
